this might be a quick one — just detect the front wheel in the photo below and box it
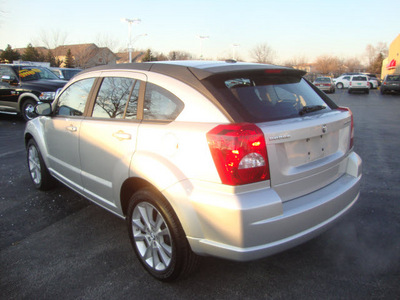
[336,82,344,89]
[27,139,56,190]
[21,99,37,121]
[127,188,199,281]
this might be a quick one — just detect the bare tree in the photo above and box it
[96,33,119,52]
[314,55,343,75]
[37,30,68,54]
[365,42,388,72]
[343,57,363,73]
[250,43,275,64]
[282,55,309,68]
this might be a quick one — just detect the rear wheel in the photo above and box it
[127,188,199,281]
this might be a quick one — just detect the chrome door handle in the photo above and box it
[112,130,132,141]
[66,126,77,132]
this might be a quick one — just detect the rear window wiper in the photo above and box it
[299,105,326,116]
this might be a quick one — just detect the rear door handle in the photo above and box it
[66,126,77,132]
[112,130,132,141]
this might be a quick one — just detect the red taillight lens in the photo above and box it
[207,123,270,185]
[338,107,354,149]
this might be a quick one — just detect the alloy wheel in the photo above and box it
[28,145,41,185]
[131,202,173,271]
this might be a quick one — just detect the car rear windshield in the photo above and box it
[387,75,400,81]
[204,73,334,123]
[315,77,331,82]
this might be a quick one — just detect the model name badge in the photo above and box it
[269,134,291,141]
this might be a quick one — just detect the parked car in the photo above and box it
[348,75,370,94]
[0,64,67,121]
[333,75,351,89]
[364,73,381,86]
[25,61,362,281]
[380,75,400,94]
[50,67,82,80]
[368,76,379,89]
[313,77,335,93]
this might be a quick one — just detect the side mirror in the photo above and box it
[35,103,52,116]
[1,75,17,84]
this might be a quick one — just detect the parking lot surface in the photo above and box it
[1,89,399,299]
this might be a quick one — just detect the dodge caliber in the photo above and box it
[24,61,362,281]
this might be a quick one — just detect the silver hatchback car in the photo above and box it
[25,61,362,281]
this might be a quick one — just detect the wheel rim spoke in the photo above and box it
[131,202,173,271]
[28,146,41,184]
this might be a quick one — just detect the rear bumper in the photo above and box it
[180,152,362,261]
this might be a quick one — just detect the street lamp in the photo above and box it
[198,35,209,60]
[121,18,141,63]
[232,44,240,61]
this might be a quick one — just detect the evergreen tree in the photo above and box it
[0,44,21,62]
[21,43,44,62]
[142,49,157,62]
[64,49,74,68]
[46,50,57,67]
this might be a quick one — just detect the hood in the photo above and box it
[20,79,67,92]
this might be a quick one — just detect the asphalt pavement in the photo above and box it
[1,89,399,299]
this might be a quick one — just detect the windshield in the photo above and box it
[206,74,334,122]
[13,66,60,82]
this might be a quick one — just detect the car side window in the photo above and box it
[55,78,95,116]
[143,82,184,121]
[92,77,139,119]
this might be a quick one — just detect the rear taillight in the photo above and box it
[338,107,354,149]
[207,123,270,185]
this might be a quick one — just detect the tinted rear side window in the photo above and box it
[205,74,333,122]
[143,83,184,121]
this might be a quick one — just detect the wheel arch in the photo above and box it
[18,93,40,113]
[120,177,155,216]
[120,176,204,242]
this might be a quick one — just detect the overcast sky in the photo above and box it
[1,0,399,63]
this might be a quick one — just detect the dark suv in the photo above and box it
[380,75,400,95]
[0,64,67,121]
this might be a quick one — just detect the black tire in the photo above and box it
[336,83,344,89]
[26,139,56,190]
[21,99,38,121]
[127,188,199,281]
[348,89,352,94]
[366,89,369,94]
[331,88,335,94]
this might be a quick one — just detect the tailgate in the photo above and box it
[260,110,352,202]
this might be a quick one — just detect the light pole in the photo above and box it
[198,35,209,60]
[122,18,141,63]
[232,43,240,61]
